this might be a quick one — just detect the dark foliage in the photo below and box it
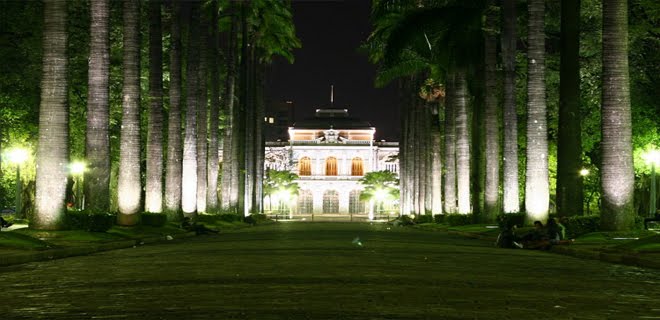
[64,211,115,232]
[141,212,167,227]
[244,213,270,225]
[561,215,600,238]
[414,214,434,224]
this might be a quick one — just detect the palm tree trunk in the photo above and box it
[237,1,249,216]
[221,11,238,213]
[454,70,471,214]
[164,1,183,219]
[34,0,68,230]
[557,0,583,217]
[398,78,410,215]
[206,0,220,213]
[525,0,549,222]
[84,0,110,215]
[254,63,266,214]
[600,0,635,231]
[181,2,200,217]
[117,0,142,225]
[501,0,519,214]
[430,103,442,215]
[145,0,164,214]
[196,10,209,214]
[484,0,500,220]
[443,74,457,214]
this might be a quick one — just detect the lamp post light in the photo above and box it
[579,168,590,215]
[7,148,29,217]
[643,149,660,217]
[70,161,86,210]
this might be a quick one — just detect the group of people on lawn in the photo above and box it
[497,217,573,249]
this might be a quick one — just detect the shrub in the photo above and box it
[244,213,270,225]
[445,214,473,226]
[65,211,115,232]
[561,215,600,238]
[141,212,167,227]
[414,214,434,224]
[391,214,415,226]
[434,214,445,224]
[218,214,241,223]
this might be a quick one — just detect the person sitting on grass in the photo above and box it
[180,217,219,235]
[0,216,13,230]
[520,220,551,250]
[546,217,574,245]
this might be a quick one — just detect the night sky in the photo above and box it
[265,0,400,141]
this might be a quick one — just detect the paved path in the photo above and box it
[1,222,659,319]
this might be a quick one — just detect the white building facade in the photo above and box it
[264,109,399,217]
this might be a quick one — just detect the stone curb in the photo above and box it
[0,232,197,267]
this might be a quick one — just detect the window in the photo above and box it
[323,190,339,213]
[297,190,313,214]
[299,157,311,176]
[351,157,364,176]
[325,157,337,176]
[349,190,365,214]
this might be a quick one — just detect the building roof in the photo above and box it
[291,108,374,130]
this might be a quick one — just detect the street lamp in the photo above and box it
[7,148,29,217]
[70,161,86,210]
[643,148,660,217]
[579,168,589,177]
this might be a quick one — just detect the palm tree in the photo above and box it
[263,169,300,213]
[443,76,457,214]
[196,7,209,214]
[206,0,220,213]
[33,0,68,230]
[181,2,200,216]
[501,0,519,214]
[145,0,164,214]
[164,1,183,219]
[483,0,499,220]
[220,9,239,214]
[525,0,549,222]
[600,0,635,230]
[453,70,471,214]
[84,0,111,215]
[117,0,142,226]
[359,170,400,217]
[556,0,583,217]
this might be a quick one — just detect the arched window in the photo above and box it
[323,190,339,213]
[297,189,313,214]
[349,190,365,214]
[325,157,337,176]
[299,157,311,176]
[351,157,364,176]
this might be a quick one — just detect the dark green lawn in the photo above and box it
[1,222,659,319]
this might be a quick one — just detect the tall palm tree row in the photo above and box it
[24,0,299,229]
[366,0,639,230]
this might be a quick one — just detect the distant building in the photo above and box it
[265,108,399,217]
